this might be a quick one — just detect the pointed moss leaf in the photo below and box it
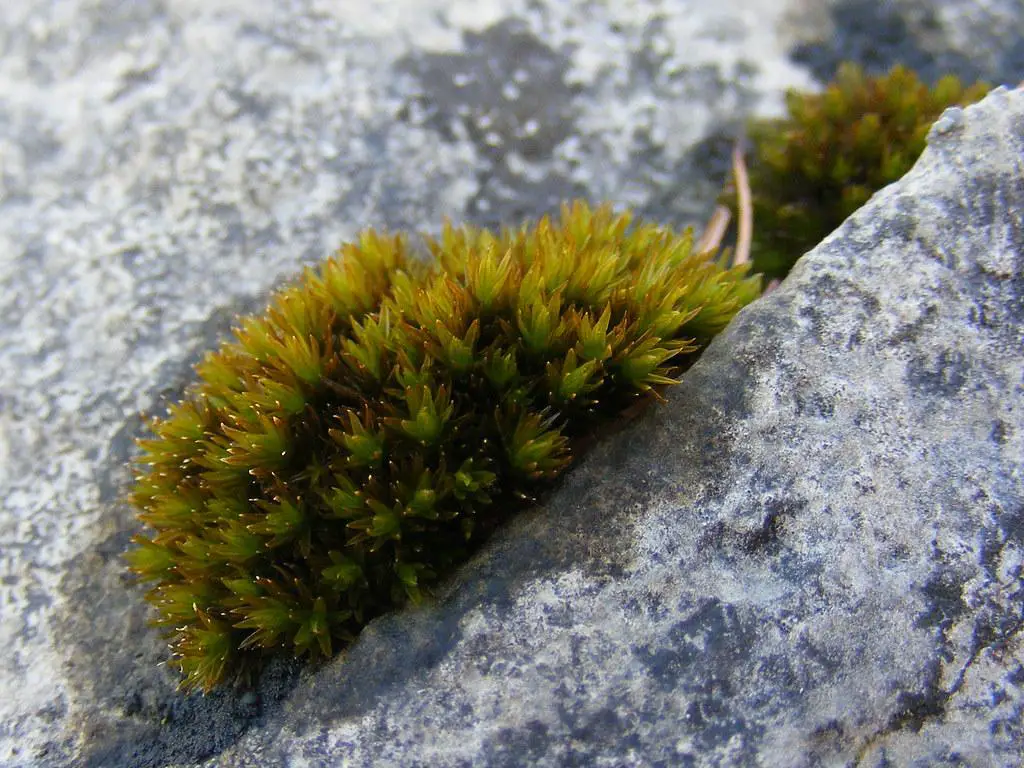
[322,552,364,590]
[408,486,438,517]
[321,475,366,519]
[249,498,306,548]
[548,348,601,403]
[616,342,679,390]
[293,597,333,657]
[516,293,562,356]
[362,499,403,541]
[577,307,613,361]
[171,613,234,692]
[330,410,384,468]
[483,348,519,389]
[221,414,292,471]
[223,578,264,599]
[124,537,177,579]
[394,562,428,603]
[503,410,571,479]
[272,333,329,385]
[152,581,221,626]
[453,458,497,502]
[235,597,297,650]
[393,384,454,446]
[136,492,201,531]
[395,562,419,588]
[466,243,516,311]
[216,522,265,563]
[436,318,480,373]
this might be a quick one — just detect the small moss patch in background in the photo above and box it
[732,63,989,282]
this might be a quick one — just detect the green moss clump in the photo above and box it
[735,63,989,281]
[127,201,760,692]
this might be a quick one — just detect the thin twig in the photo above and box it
[732,142,752,267]
[695,205,731,255]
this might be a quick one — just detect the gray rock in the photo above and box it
[1,1,1022,767]
[788,0,1024,86]
[0,2,817,762]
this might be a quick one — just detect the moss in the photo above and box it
[733,63,989,281]
[126,201,760,692]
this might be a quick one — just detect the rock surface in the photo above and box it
[0,1,1022,767]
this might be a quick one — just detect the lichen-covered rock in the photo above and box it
[789,0,1024,86]
[1,0,1022,766]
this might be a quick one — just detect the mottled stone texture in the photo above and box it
[788,0,1024,86]
[1,1,1022,767]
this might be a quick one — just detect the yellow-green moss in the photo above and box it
[735,63,989,281]
[127,202,760,691]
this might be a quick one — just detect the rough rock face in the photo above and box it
[1,1,1022,767]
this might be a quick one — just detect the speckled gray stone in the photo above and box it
[0,3,814,765]
[1,1,1023,767]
